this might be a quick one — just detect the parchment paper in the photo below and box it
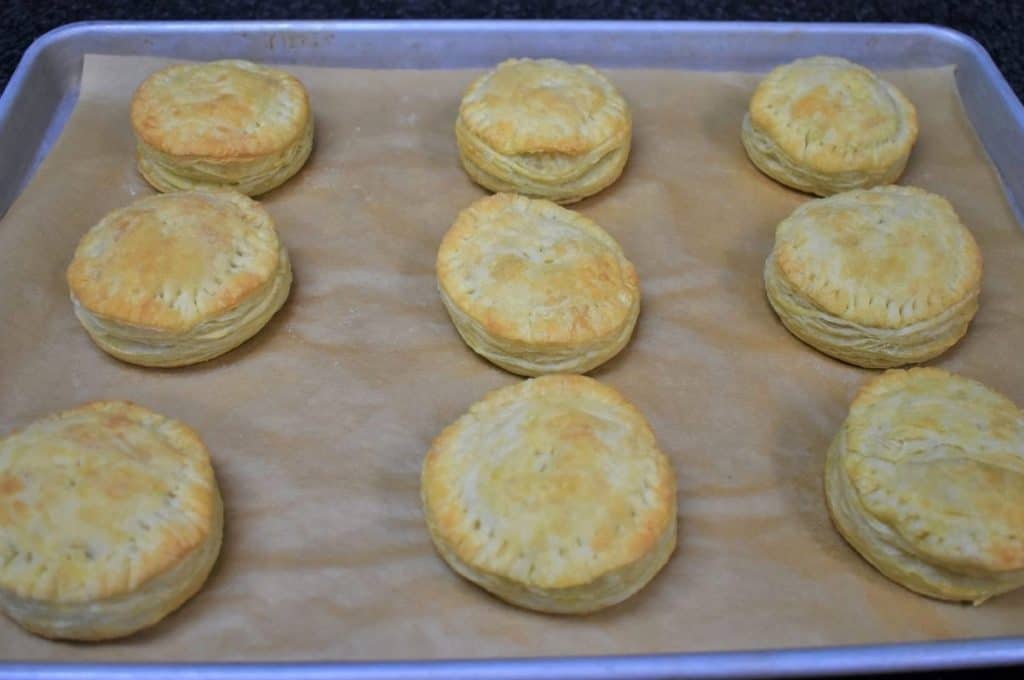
[0,55,1022,661]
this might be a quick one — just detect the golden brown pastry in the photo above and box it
[131,59,313,196]
[67,190,292,367]
[0,401,223,639]
[422,374,677,613]
[742,56,917,196]
[826,368,1024,604]
[764,186,981,368]
[455,58,631,203]
[437,193,640,376]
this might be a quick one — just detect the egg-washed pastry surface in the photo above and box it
[0,401,223,640]
[437,193,640,376]
[764,185,981,368]
[422,375,677,613]
[742,56,918,196]
[456,58,631,204]
[131,59,313,196]
[67,190,292,368]
[825,368,1024,604]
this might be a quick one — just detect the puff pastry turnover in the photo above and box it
[437,193,640,376]
[826,368,1024,604]
[742,56,917,196]
[0,401,222,639]
[67,190,292,367]
[421,374,676,613]
[456,58,631,204]
[131,59,313,196]
[764,185,981,368]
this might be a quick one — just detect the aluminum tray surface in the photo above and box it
[0,20,1022,680]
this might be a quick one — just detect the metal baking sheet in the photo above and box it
[0,20,1023,679]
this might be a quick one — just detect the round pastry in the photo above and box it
[67,190,292,368]
[764,186,981,369]
[742,56,917,196]
[131,59,313,196]
[0,401,223,639]
[436,193,640,376]
[825,368,1024,604]
[455,58,631,204]
[421,374,677,614]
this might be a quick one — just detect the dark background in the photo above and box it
[0,2,1021,679]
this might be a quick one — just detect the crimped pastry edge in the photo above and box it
[424,496,675,614]
[457,58,631,157]
[742,113,910,197]
[439,282,639,376]
[457,129,630,204]
[0,489,222,640]
[742,57,918,196]
[137,116,314,197]
[71,247,292,368]
[825,427,1024,605]
[420,375,677,614]
[436,194,641,374]
[763,251,978,368]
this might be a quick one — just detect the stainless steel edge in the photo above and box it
[0,20,1022,677]
[0,23,74,217]
[916,25,1024,228]
[2,637,1024,679]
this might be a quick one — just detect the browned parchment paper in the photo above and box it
[1,55,1023,661]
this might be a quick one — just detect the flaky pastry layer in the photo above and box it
[1,491,222,640]
[72,248,292,367]
[742,56,917,196]
[457,123,630,204]
[0,401,223,639]
[455,58,631,203]
[825,369,1024,604]
[439,283,639,376]
[437,194,640,376]
[764,252,977,368]
[742,113,908,197]
[763,186,981,367]
[67,190,292,367]
[421,375,677,613]
[137,116,313,197]
[131,59,313,196]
